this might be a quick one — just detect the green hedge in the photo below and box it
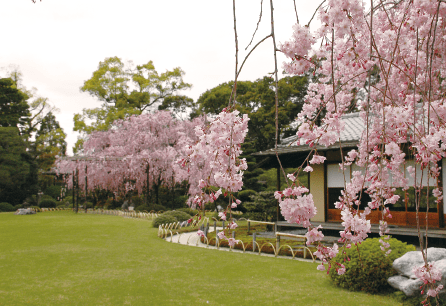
[152,214,177,228]
[162,211,191,222]
[0,202,15,212]
[329,237,416,293]
[176,207,198,216]
[39,199,57,208]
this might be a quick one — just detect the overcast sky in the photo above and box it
[0,0,320,155]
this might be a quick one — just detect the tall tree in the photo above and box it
[75,57,193,152]
[0,78,30,131]
[0,127,38,205]
[194,75,308,152]
[34,112,67,178]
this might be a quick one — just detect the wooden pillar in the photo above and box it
[72,171,75,211]
[146,163,150,205]
[439,160,445,228]
[277,166,280,222]
[85,165,88,213]
[75,168,79,213]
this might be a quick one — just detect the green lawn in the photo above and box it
[0,211,402,305]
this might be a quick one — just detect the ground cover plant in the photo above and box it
[0,211,404,305]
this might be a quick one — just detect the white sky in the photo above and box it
[0,0,320,155]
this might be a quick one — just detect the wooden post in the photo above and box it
[84,165,88,213]
[253,232,256,252]
[277,166,280,222]
[247,221,250,232]
[276,234,280,253]
[438,160,444,228]
[216,230,219,248]
[146,163,150,205]
[75,168,79,213]
[72,171,75,211]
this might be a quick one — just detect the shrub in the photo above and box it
[44,185,62,200]
[237,189,257,202]
[0,202,15,212]
[131,195,144,207]
[56,202,68,208]
[162,210,191,223]
[41,195,55,201]
[152,214,177,228]
[135,204,150,212]
[176,207,198,216]
[39,199,57,208]
[31,206,41,212]
[329,237,416,293]
[148,204,167,212]
[63,196,74,204]
[25,196,38,207]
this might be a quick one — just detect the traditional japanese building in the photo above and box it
[253,112,446,228]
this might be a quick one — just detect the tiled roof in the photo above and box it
[253,112,363,156]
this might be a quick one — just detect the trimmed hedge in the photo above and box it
[152,210,192,228]
[39,199,57,208]
[176,207,198,216]
[162,211,191,222]
[0,202,15,212]
[329,237,416,293]
[152,214,177,228]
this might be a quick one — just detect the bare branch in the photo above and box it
[245,0,264,51]
[293,0,299,24]
[229,0,239,107]
[306,0,326,27]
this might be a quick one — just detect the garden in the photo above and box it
[0,210,424,305]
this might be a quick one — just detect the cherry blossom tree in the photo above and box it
[57,111,203,205]
[273,0,446,302]
[193,0,444,302]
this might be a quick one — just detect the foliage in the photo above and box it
[33,112,67,184]
[237,189,258,202]
[152,214,177,228]
[162,210,191,223]
[243,191,277,222]
[0,78,30,130]
[59,111,203,205]
[74,57,192,151]
[134,204,149,212]
[329,237,416,293]
[41,194,55,201]
[147,204,167,212]
[176,207,198,216]
[30,206,40,212]
[0,127,38,205]
[131,195,144,208]
[63,195,73,204]
[193,76,307,152]
[44,185,62,200]
[39,199,57,208]
[0,202,15,212]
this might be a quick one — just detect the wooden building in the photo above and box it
[253,113,446,229]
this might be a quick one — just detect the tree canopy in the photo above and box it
[75,57,193,152]
[193,75,308,152]
[0,127,38,205]
[0,78,30,131]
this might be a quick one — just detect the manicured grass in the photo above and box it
[0,211,402,305]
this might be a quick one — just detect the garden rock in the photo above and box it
[388,248,446,297]
[15,208,36,215]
